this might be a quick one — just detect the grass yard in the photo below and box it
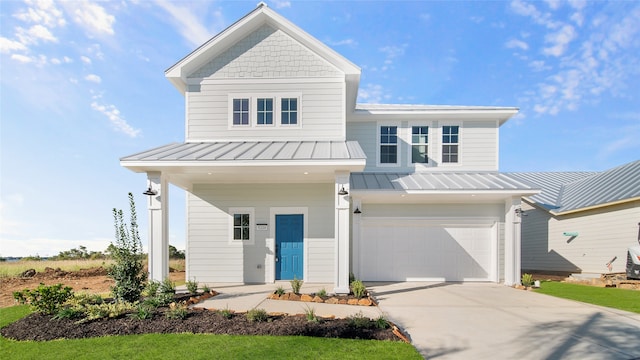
[0,306,422,360]
[0,259,186,278]
[535,281,640,313]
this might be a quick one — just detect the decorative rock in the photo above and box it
[338,299,347,304]
[358,298,372,306]
[325,298,339,304]
[281,293,290,300]
[312,296,324,303]
[20,269,36,278]
[300,294,313,302]
[269,293,280,300]
[347,299,359,305]
[289,293,301,301]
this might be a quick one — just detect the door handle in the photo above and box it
[275,257,279,262]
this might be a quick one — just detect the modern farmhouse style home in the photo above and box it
[121,3,538,293]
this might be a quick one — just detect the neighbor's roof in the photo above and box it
[351,172,538,194]
[121,141,366,163]
[509,160,640,215]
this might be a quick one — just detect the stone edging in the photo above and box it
[267,292,376,306]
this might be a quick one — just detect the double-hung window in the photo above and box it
[442,125,459,163]
[281,98,298,125]
[256,98,273,125]
[229,207,254,244]
[232,98,249,126]
[379,126,398,164]
[411,126,429,164]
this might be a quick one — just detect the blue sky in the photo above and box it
[1,0,639,257]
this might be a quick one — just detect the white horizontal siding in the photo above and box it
[187,81,344,141]
[521,200,640,274]
[461,121,498,171]
[187,183,335,283]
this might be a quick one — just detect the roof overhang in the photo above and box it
[523,195,640,216]
[165,3,361,101]
[350,105,519,126]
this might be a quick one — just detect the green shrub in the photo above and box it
[186,279,199,294]
[349,272,355,284]
[521,273,534,287]
[202,284,211,293]
[52,306,84,320]
[108,193,147,302]
[303,305,319,323]
[290,277,303,294]
[316,288,327,298]
[275,286,285,296]
[246,308,269,322]
[219,307,233,319]
[144,280,161,297]
[13,283,73,315]
[375,315,390,329]
[347,311,372,329]
[130,303,155,320]
[165,302,188,320]
[350,280,367,299]
[80,302,135,323]
[159,278,176,295]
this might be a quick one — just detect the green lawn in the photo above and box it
[0,306,421,360]
[535,281,640,313]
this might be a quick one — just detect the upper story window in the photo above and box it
[232,98,249,126]
[379,126,398,164]
[411,126,429,164]
[229,94,300,128]
[281,98,298,125]
[257,98,273,125]
[442,125,459,163]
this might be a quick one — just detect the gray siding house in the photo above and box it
[121,4,538,292]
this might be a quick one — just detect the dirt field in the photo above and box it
[0,267,185,308]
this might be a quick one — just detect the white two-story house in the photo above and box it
[121,3,538,293]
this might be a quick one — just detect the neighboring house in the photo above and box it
[120,3,538,292]
[510,160,640,275]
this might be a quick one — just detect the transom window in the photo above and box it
[232,99,249,126]
[411,126,429,163]
[281,98,298,125]
[442,125,459,163]
[257,98,273,125]
[380,126,398,164]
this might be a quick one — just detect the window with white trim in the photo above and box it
[379,125,398,164]
[411,126,429,164]
[232,98,250,126]
[442,125,459,163]
[256,98,273,125]
[229,208,254,244]
[281,98,298,125]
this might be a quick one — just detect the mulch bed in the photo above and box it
[1,309,399,342]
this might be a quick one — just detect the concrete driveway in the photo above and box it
[367,282,640,360]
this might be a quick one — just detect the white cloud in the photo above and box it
[16,24,58,45]
[272,0,291,9]
[505,39,529,51]
[357,83,389,104]
[155,0,219,48]
[529,60,550,71]
[543,24,576,57]
[80,55,92,64]
[510,0,561,29]
[544,0,561,10]
[0,237,113,257]
[13,0,67,28]
[326,38,357,47]
[91,101,141,138]
[0,37,27,53]
[84,74,102,83]
[68,1,116,35]
[10,54,33,63]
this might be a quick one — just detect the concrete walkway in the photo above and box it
[191,282,381,319]
[367,282,640,360]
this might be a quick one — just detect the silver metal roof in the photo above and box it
[509,160,640,214]
[351,172,538,193]
[121,141,367,162]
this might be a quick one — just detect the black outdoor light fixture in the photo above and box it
[338,186,349,195]
[143,186,157,196]
[353,207,362,214]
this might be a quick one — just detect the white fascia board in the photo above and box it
[349,108,519,122]
[120,159,366,169]
[352,189,539,197]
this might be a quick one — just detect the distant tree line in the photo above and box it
[1,244,185,262]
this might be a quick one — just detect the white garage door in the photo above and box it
[359,218,495,282]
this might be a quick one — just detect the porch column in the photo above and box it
[334,172,351,294]
[504,196,522,286]
[146,172,169,282]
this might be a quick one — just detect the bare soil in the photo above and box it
[0,267,401,342]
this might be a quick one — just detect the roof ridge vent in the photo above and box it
[257,1,268,8]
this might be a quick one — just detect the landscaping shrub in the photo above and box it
[165,302,188,320]
[275,286,285,296]
[304,305,319,323]
[108,193,146,302]
[375,315,390,329]
[246,308,269,322]
[144,280,161,297]
[13,283,73,315]
[80,302,136,323]
[202,284,211,293]
[316,288,327,298]
[219,307,233,319]
[159,278,176,295]
[290,277,303,294]
[131,303,155,320]
[521,273,534,287]
[186,279,199,294]
[350,280,367,299]
[347,311,372,329]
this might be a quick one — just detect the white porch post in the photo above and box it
[351,199,362,280]
[146,172,169,282]
[504,196,522,286]
[334,172,351,294]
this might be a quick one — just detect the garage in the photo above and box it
[358,218,496,282]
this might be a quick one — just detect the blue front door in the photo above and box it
[275,214,304,280]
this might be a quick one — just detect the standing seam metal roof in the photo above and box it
[350,172,538,192]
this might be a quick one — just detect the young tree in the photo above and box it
[108,193,147,302]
